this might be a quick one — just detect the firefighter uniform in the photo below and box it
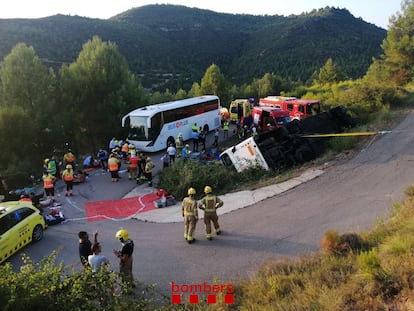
[128,156,138,180]
[145,157,155,186]
[182,188,198,244]
[199,186,224,240]
[175,134,183,158]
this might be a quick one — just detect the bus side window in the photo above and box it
[149,112,162,140]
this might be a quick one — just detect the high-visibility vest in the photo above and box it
[108,157,119,171]
[122,143,129,153]
[129,149,137,158]
[129,157,138,169]
[62,170,74,182]
[47,161,57,175]
[145,161,154,173]
[64,153,75,163]
[43,176,54,189]
[182,197,197,216]
[203,195,218,212]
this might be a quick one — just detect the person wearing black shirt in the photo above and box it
[78,231,98,268]
[113,229,134,287]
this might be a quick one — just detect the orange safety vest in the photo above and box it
[62,170,74,182]
[43,176,54,189]
[122,143,129,153]
[129,157,138,169]
[64,153,75,163]
[108,157,119,171]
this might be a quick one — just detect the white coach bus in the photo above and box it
[121,95,221,152]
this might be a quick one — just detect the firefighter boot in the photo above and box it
[206,233,212,240]
[216,229,221,235]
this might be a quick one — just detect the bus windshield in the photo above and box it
[125,116,150,141]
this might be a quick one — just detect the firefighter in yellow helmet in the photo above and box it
[175,133,183,158]
[199,185,224,240]
[113,229,135,287]
[145,157,155,186]
[182,187,199,244]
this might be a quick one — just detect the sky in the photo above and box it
[0,0,402,29]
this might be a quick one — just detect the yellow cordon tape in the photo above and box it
[300,131,392,138]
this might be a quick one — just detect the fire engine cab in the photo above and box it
[259,96,321,120]
[252,106,291,132]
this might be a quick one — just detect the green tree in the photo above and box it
[380,0,414,86]
[0,43,55,116]
[0,43,57,174]
[200,64,231,105]
[59,36,146,152]
[188,82,201,97]
[315,58,346,85]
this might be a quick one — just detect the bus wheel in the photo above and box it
[203,124,209,133]
[167,136,175,147]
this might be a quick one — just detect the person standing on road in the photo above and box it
[182,187,199,244]
[63,149,76,167]
[191,129,199,152]
[175,133,183,158]
[108,152,120,182]
[42,171,56,202]
[78,230,98,269]
[167,143,176,163]
[223,120,229,138]
[145,157,155,186]
[199,185,224,240]
[88,242,110,273]
[62,164,74,196]
[127,153,139,180]
[213,129,220,147]
[113,229,135,287]
[97,148,108,171]
[161,152,169,169]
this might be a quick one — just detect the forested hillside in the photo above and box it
[0,4,386,91]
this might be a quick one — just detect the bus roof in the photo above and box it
[125,95,219,118]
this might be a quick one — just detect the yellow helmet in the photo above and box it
[204,186,212,194]
[115,229,129,241]
[66,164,72,169]
[146,157,151,161]
[44,158,50,164]
[188,187,196,195]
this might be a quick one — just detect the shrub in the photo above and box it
[158,160,272,200]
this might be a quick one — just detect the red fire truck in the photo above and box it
[259,96,321,120]
[251,106,291,132]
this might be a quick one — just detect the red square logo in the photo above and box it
[189,294,199,304]
[171,294,181,304]
[224,294,234,304]
[207,294,217,304]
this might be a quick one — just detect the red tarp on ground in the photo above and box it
[84,193,159,222]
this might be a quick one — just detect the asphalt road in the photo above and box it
[7,112,414,298]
